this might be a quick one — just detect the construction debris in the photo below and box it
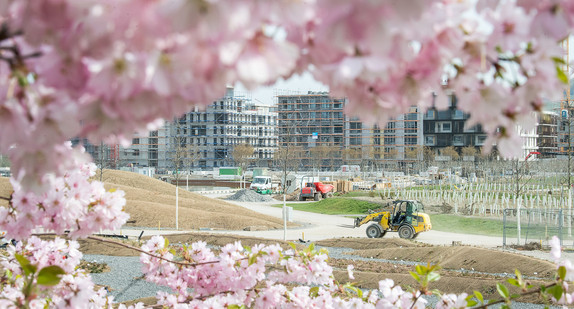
[226,189,277,203]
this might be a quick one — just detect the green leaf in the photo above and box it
[164,238,169,248]
[466,299,478,307]
[547,285,563,301]
[415,265,425,275]
[37,265,65,286]
[307,243,315,252]
[410,271,421,282]
[227,305,245,309]
[556,64,569,84]
[474,291,484,304]
[558,266,567,281]
[427,272,441,282]
[289,243,297,251]
[497,283,510,299]
[552,56,567,65]
[15,254,37,276]
[507,278,520,287]
[309,286,319,298]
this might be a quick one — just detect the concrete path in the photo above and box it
[201,195,508,248]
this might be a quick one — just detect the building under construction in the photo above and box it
[120,87,277,171]
[276,91,423,172]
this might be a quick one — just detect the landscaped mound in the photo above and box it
[0,170,289,231]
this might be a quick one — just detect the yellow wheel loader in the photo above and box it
[354,200,432,239]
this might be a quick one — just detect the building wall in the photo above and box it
[120,87,277,171]
[277,92,422,171]
[423,95,487,154]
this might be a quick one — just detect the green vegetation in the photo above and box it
[276,198,383,215]
[430,214,504,236]
[338,191,373,198]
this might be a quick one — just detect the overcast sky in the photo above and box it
[234,71,328,106]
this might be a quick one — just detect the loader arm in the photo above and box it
[354,211,386,228]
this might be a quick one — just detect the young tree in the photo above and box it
[232,143,255,189]
[441,146,460,161]
[309,144,332,173]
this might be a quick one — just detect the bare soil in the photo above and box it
[0,170,295,231]
[68,234,558,305]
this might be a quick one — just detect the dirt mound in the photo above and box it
[349,246,556,278]
[0,170,292,231]
[226,189,276,203]
[39,233,307,256]
[316,237,421,249]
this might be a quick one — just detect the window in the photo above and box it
[405,121,417,129]
[453,135,464,146]
[334,125,343,133]
[425,135,436,146]
[384,137,395,145]
[133,149,140,156]
[453,110,465,119]
[132,138,140,145]
[350,137,361,145]
[406,113,417,121]
[436,122,452,133]
[475,135,487,146]
[350,122,362,130]
[464,125,477,133]
[405,136,417,145]
[425,110,435,119]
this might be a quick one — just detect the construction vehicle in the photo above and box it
[354,200,432,239]
[299,176,334,201]
[249,176,278,194]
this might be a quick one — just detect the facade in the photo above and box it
[120,87,277,171]
[423,95,487,154]
[537,111,558,158]
[276,92,422,171]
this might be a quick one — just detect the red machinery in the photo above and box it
[299,176,334,201]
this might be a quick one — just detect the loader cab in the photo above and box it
[391,200,422,226]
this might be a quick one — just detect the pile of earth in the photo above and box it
[0,170,292,231]
[226,189,277,203]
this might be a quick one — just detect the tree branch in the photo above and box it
[85,235,222,267]
[473,282,557,309]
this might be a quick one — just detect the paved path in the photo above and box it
[200,194,508,247]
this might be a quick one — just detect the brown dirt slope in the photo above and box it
[349,245,556,278]
[316,237,424,249]
[99,169,291,230]
[0,170,291,231]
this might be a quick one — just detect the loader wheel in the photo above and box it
[326,192,333,199]
[366,224,382,238]
[398,225,414,239]
[299,195,305,201]
[314,193,321,201]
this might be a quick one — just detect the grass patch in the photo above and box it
[339,191,373,198]
[275,198,383,215]
[430,214,504,236]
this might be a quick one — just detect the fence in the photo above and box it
[503,208,574,248]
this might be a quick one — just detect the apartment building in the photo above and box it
[120,87,277,171]
[276,91,423,171]
[423,95,487,154]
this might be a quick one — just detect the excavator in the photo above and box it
[354,200,432,239]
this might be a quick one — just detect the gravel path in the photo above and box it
[84,254,170,302]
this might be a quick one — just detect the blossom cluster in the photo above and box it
[0,146,129,240]
[138,236,428,308]
[1,1,574,193]
[0,236,113,308]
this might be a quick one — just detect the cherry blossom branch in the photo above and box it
[85,235,222,267]
[473,282,558,309]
